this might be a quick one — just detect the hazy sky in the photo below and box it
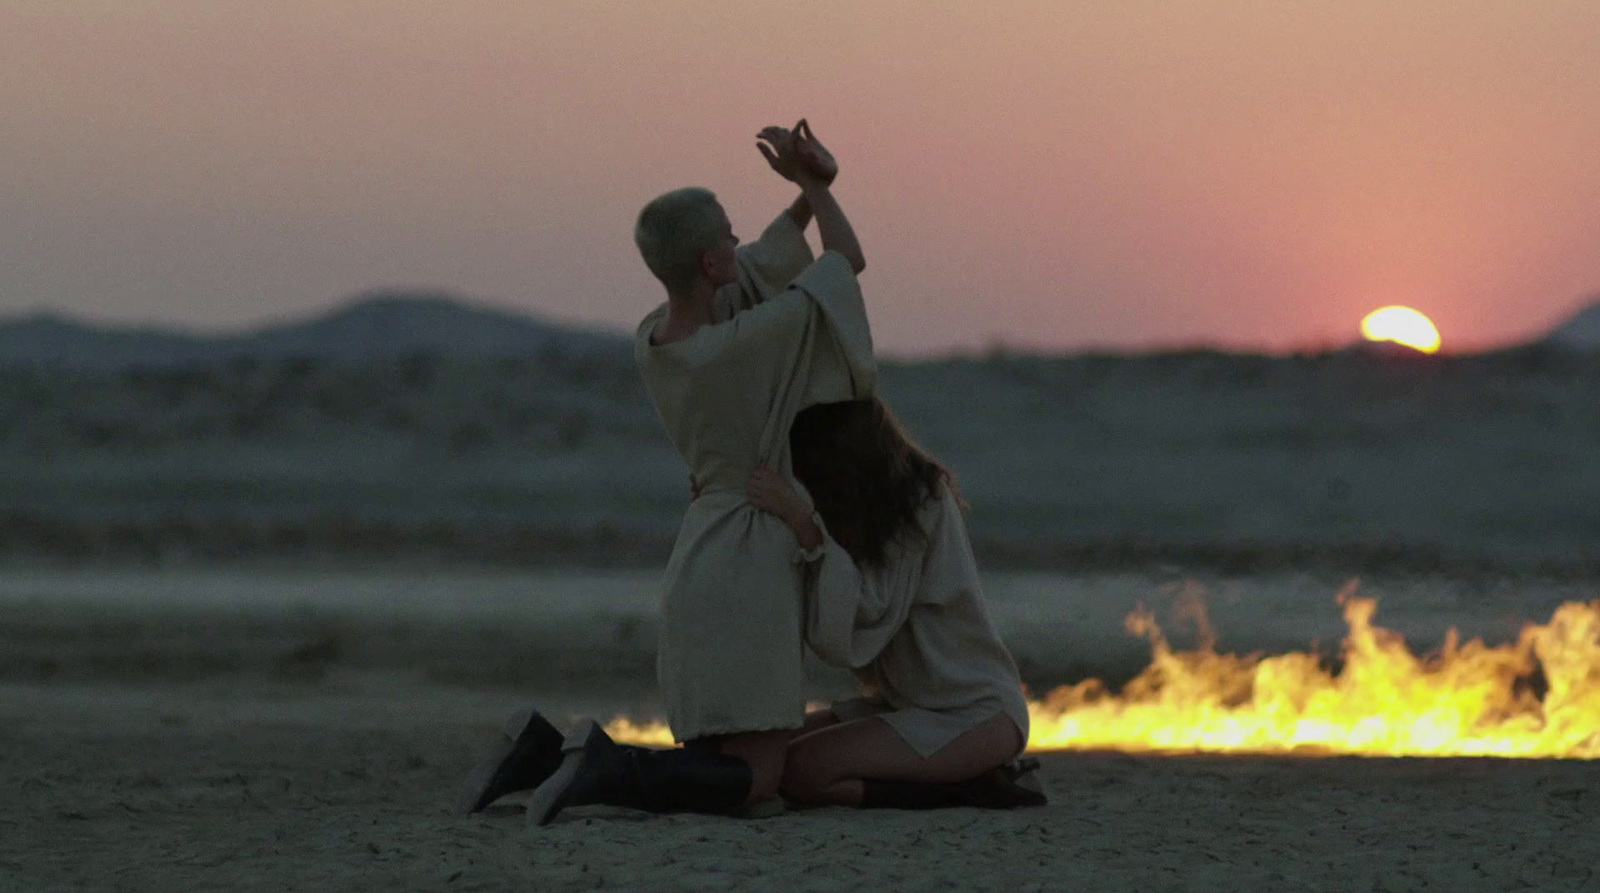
[7,1,1599,354]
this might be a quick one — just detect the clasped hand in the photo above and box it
[757,119,838,186]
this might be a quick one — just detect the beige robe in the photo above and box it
[803,484,1031,758]
[635,211,876,741]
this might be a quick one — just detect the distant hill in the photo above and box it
[0,291,632,369]
[1546,298,1600,350]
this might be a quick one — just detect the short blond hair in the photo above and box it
[635,187,724,292]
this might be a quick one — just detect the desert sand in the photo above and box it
[4,567,1596,891]
[6,678,1596,892]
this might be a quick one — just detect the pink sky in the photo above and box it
[6,2,1598,354]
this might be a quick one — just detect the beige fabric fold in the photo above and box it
[803,485,1031,758]
[635,212,876,741]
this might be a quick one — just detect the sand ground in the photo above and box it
[5,568,1596,890]
[5,676,1596,893]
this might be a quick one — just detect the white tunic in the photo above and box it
[803,485,1031,758]
[635,212,876,741]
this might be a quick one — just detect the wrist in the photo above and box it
[802,167,837,187]
[786,193,812,226]
[795,173,830,192]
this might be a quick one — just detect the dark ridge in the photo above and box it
[0,290,631,369]
[1543,296,1600,350]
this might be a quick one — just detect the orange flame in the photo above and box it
[603,715,677,747]
[609,587,1600,758]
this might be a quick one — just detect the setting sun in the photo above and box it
[1360,306,1441,353]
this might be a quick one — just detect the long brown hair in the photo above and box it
[789,397,961,567]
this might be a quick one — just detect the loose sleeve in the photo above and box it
[705,250,874,461]
[802,532,910,669]
[713,211,815,321]
[787,251,877,403]
[789,511,830,566]
[677,246,877,473]
[715,251,872,400]
[740,211,815,294]
[908,487,985,608]
[808,486,970,668]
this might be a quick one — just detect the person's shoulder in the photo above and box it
[636,308,749,373]
[883,484,954,554]
[914,482,971,548]
[635,304,669,341]
[633,305,668,359]
[922,481,961,519]
[707,288,814,357]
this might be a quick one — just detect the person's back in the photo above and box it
[517,122,873,826]
[636,242,864,505]
[634,234,871,740]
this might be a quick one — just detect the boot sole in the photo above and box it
[455,709,544,816]
[526,719,603,827]
[1007,757,1049,806]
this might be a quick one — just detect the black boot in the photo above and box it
[1000,757,1049,806]
[456,709,565,815]
[860,758,1049,810]
[527,719,753,826]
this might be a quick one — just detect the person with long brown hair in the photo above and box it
[746,397,1043,808]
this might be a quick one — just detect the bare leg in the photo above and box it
[797,708,840,735]
[780,712,1024,807]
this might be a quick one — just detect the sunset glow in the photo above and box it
[610,589,1600,759]
[1361,306,1442,353]
[4,4,1600,351]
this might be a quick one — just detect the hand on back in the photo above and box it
[746,467,810,525]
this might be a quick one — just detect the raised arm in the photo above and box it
[759,120,865,275]
[799,177,864,275]
[785,193,813,231]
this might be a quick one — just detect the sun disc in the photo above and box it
[1360,306,1440,353]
